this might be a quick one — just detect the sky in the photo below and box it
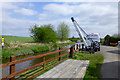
[1,2,118,38]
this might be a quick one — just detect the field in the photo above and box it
[2,35,34,43]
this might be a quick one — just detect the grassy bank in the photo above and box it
[2,36,75,59]
[56,42,75,47]
[2,45,49,59]
[73,52,104,80]
[2,42,75,59]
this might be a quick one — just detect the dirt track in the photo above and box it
[99,45,120,79]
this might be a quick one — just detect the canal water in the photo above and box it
[2,44,78,77]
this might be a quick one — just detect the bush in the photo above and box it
[30,24,57,43]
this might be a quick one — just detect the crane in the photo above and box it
[71,17,100,54]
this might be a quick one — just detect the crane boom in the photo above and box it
[71,17,88,47]
[75,21,88,37]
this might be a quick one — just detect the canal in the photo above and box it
[2,44,79,77]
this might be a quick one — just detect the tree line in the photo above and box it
[30,22,70,43]
[104,34,120,45]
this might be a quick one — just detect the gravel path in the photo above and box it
[100,45,120,79]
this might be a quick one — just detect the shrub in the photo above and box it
[30,24,57,43]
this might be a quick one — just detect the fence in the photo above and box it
[1,43,81,80]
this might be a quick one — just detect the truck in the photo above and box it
[71,17,100,54]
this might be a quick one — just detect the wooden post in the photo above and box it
[10,56,16,80]
[79,44,81,51]
[73,45,75,52]
[59,47,61,61]
[70,46,74,58]
[82,44,84,50]
[77,44,78,50]
[43,56,45,70]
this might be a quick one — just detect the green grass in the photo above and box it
[2,35,34,43]
[73,52,104,80]
[57,42,75,47]
[2,45,49,59]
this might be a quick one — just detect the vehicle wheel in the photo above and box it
[95,48,97,52]
[98,48,100,51]
[85,47,88,51]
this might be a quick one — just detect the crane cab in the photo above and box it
[86,33,100,51]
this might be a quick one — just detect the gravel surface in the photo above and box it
[99,45,120,79]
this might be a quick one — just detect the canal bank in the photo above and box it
[2,44,74,78]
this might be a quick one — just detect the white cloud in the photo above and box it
[2,2,18,9]
[43,4,74,16]
[28,3,34,7]
[39,13,49,20]
[42,3,117,18]
[14,8,37,16]
[0,0,27,2]
[53,0,119,2]
[38,3,118,38]
[40,3,117,25]
[2,2,118,38]
[0,0,119,3]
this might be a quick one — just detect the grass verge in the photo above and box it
[2,42,75,59]
[73,51,104,80]
[56,42,75,47]
[2,45,49,59]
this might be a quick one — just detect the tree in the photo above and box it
[57,22,70,41]
[104,35,111,45]
[30,24,57,43]
[72,36,75,39]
